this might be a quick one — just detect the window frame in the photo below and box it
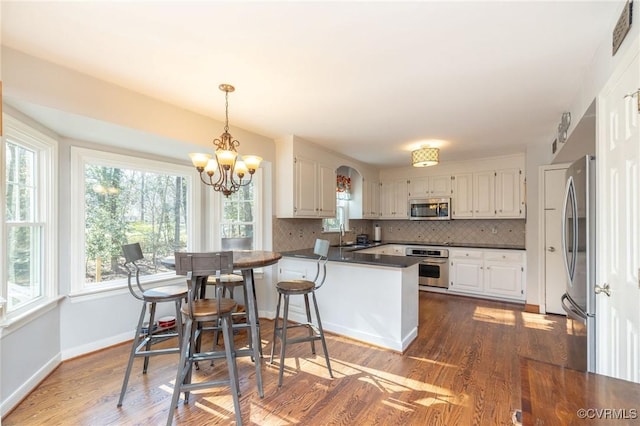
[210,168,263,251]
[1,114,58,321]
[69,147,202,296]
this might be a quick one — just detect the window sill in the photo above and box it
[0,295,65,336]
[68,274,185,302]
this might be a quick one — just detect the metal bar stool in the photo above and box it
[168,251,242,426]
[270,239,333,387]
[117,243,188,407]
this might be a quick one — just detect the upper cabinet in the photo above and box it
[380,178,408,219]
[362,176,380,219]
[276,136,337,218]
[407,175,452,198]
[452,168,524,219]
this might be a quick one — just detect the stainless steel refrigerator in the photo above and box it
[561,155,596,372]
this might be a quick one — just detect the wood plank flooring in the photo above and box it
[3,292,570,425]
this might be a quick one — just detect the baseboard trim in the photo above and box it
[1,352,61,417]
[524,304,540,314]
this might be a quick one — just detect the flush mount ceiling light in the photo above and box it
[411,147,439,167]
[189,84,262,197]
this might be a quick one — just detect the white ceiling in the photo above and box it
[1,1,623,167]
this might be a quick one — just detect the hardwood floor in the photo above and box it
[3,292,569,425]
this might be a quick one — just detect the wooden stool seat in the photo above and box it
[181,298,237,322]
[142,284,188,302]
[276,279,315,294]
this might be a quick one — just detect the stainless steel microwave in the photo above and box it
[409,198,451,221]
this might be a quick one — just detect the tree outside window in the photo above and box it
[83,165,188,284]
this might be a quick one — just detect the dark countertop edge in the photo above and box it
[281,247,422,268]
[381,240,526,250]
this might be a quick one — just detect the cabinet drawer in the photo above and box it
[450,250,483,260]
[484,251,523,263]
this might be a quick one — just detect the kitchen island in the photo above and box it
[279,247,421,352]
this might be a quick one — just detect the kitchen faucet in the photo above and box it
[339,223,345,247]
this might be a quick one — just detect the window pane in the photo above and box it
[219,182,255,250]
[84,165,188,284]
[6,225,42,310]
[5,142,36,222]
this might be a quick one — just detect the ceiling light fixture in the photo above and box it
[412,147,439,167]
[189,84,262,197]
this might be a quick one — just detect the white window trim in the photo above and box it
[69,147,202,296]
[1,114,58,323]
[208,167,263,251]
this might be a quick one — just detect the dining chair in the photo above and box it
[117,243,188,407]
[270,238,333,387]
[168,251,242,425]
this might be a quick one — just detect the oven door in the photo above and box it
[418,257,449,288]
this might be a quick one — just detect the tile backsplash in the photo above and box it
[273,217,525,252]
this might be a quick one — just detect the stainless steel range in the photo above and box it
[405,246,449,289]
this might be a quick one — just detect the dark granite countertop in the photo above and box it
[281,247,422,268]
[282,240,525,268]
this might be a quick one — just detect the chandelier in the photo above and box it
[189,84,262,197]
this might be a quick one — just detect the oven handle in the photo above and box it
[421,257,448,264]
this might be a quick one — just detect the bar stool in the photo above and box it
[270,239,333,387]
[117,243,188,407]
[169,251,242,426]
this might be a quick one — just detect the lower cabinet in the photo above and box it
[449,248,525,302]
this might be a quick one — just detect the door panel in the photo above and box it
[597,45,639,382]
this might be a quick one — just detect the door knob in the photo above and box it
[548,246,556,252]
[595,283,611,297]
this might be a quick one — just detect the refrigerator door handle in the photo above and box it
[561,293,587,322]
[561,176,578,284]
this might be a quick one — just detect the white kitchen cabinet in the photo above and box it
[408,175,451,198]
[449,250,484,294]
[293,156,336,218]
[473,171,496,218]
[495,168,525,218]
[449,248,525,302]
[380,178,408,219]
[484,251,524,299]
[362,176,380,219]
[276,136,337,218]
[451,169,523,219]
[451,173,474,218]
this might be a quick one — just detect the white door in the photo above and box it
[597,43,639,382]
[544,166,569,314]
